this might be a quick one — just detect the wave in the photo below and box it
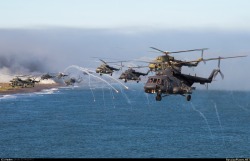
[35,88,59,95]
[0,94,17,100]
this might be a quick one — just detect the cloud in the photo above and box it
[0,28,249,90]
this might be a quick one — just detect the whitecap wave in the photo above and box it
[0,94,17,100]
[35,88,59,95]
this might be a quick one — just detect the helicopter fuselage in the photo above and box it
[119,69,148,83]
[144,74,193,95]
[119,72,141,82]
[144,68,194,101]
[96,65,119,76]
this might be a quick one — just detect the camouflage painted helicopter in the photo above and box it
[9,76,26,87]
[10,76,40,88]
[41,73,55,80]
[41,72,68,80]
[56,72,68,79]
[148,47,208,72]
[119,66,150,83]
[64,77,82,86]
[144,52,247,101]
[95,59,125,76]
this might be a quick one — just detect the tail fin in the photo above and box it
[142,70,150,76]
[208,69,223,82]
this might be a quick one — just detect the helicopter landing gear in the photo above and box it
[124,79,127,83]
[137,80,139,83]
[186,95,191,101]
[156,93,162,101]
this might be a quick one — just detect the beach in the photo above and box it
[0,83,63,95]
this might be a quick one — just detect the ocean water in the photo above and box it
[0,83,250,158]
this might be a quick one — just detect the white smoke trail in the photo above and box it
[102,86,106,108]
[88,74,96,102]
[109,88,115,108]
[86,69,129,90]
[64,65,119,93]
[211,100,225,145]
[229,91,249,112]
[190,102,214,141]
[102,74,129,90]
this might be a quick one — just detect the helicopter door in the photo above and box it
[165,78,172,92]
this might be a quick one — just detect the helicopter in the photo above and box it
[95,59,124,76]
[10,76,40,88]
[56,72,68,79]
[144,54,247,101]
[23,77,40,87]
[148,47,208,72]
[41,72,68,80]
[41,73,55,80]
[119,66,150,83]
[64,77,82,86]
[9,76,26,87]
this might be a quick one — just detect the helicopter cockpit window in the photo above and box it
[148,78,153,83]
[157,79,162,85]
[148,78,162,84]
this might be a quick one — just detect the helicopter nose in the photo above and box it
[96,69,101,73]
[144,84,156,94]
[119,74,126,79]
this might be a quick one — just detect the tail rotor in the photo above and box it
[213,57,224,80]
[201,49,207,64]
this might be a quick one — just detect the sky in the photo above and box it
[1,0,250,30]
[0,0,250,90]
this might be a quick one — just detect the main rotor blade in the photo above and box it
[169,48,209,54]
[127,65,149,69]
[173,55,247,65]
[150,47,166,53]
[99,59,107,64]
[203,55,247,61]
[106,60,130,64]
[150,47,208,55]
[98,59,131,65]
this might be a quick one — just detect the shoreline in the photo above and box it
[0,83,64,95]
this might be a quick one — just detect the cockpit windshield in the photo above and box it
[148,78,164,85]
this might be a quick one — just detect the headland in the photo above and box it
[0,82,63,95]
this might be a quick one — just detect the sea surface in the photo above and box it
[0,83,250,158]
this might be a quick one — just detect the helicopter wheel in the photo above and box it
[156,94,162,101]
[137,81,139,83]
[186,95,191,101]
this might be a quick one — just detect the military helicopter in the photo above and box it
[9,76,26,87]
[144,53,247,101]
[148,47,208,72]
[95,59,124,76]
[56,72,68,79]
[119,66,150,83]
[41,73,55,80]
[23,77,40,87]
[64,77,82,86]
[10,76,39,88]
[41,72,68,80]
